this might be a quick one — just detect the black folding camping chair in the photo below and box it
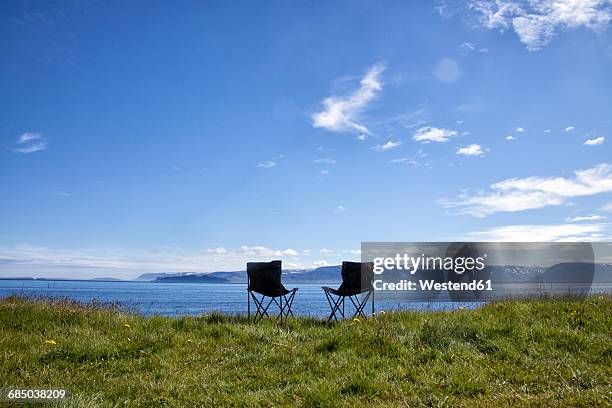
[247,260,298,323]
[322,261,374,322]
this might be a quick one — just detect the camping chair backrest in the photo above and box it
[340,261,374,293]
[247,260,283,297]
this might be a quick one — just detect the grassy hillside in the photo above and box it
[1,295,610,407]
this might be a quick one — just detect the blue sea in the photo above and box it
[0,280,479,318]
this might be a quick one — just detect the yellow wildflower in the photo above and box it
[124,324,131,328]
[45,340,57,345]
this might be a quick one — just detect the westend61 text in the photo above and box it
[374,279,493,291]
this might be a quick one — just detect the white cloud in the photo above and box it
[320,248,335,254]
[433,58,461,83]
[457,143,488,156]
[312,63,385,134]
[313,260,330,267]
[565,126,575,132]
[257,154,284,168]
[515,127,525,133]
[205,247,227,254]
[389,150,428,167]
[314,157,337,164]
[257,161,276,168]
[469,0,612,51]
[584,136,605,146]
[319,169,329,177]
[442,163,612,217]
[334,205,346,213]
[464,223,609,241]
[374,140,402,151]
[282,248,299,256]
[17,132,42,144]
[356,134,368,141]
[461,41,477,51]
[544,129,551,133]
[506,135,515,140]
[14,142,47,154]
[413,126,459,143]
[566,214,607,222]
[460,42,489,53]
[14,132,47,154]
[390,157,416,164]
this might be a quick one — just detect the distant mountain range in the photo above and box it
[131,263,612,284]
[135,266,344,284]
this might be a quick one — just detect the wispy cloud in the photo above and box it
[356,134,368,141]
[442,163,612,217]
[413,126,459,143]
[319,169,329,177]
[314,157,337,164]
[334,205,346,213]
[565,126,575,132]
[389,150,428,167]
[506,135,515,140]
[456,143,488,156]
[515,127,525,133]
[566,214,607,222]
[312,63,385,134]
[584,136,604,146]
[204,247,227,254]
[469,0,612,51]
[257,154,285,168]
[14,132,47,154]
[463,223,610,241]
[460,42,489,53]
[374,140,402,151]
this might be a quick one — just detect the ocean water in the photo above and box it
[0,280,478,318]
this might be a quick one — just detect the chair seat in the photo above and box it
[250,285,297,298]
[322,286,366,297]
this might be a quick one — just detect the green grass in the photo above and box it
[0,295,610,407]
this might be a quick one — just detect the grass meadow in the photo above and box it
[0,295,610,407]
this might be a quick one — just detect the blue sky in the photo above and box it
[1,0,611,279]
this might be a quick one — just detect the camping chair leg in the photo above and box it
[282,290,297,318]
[330,297,344,322]
[324,290,344,322]
[248,290,250,322]
[372,289,375,316]
[323,291,335,322]
[251,293,274,322]
[280,294,283,324]
[349,291,372,319]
